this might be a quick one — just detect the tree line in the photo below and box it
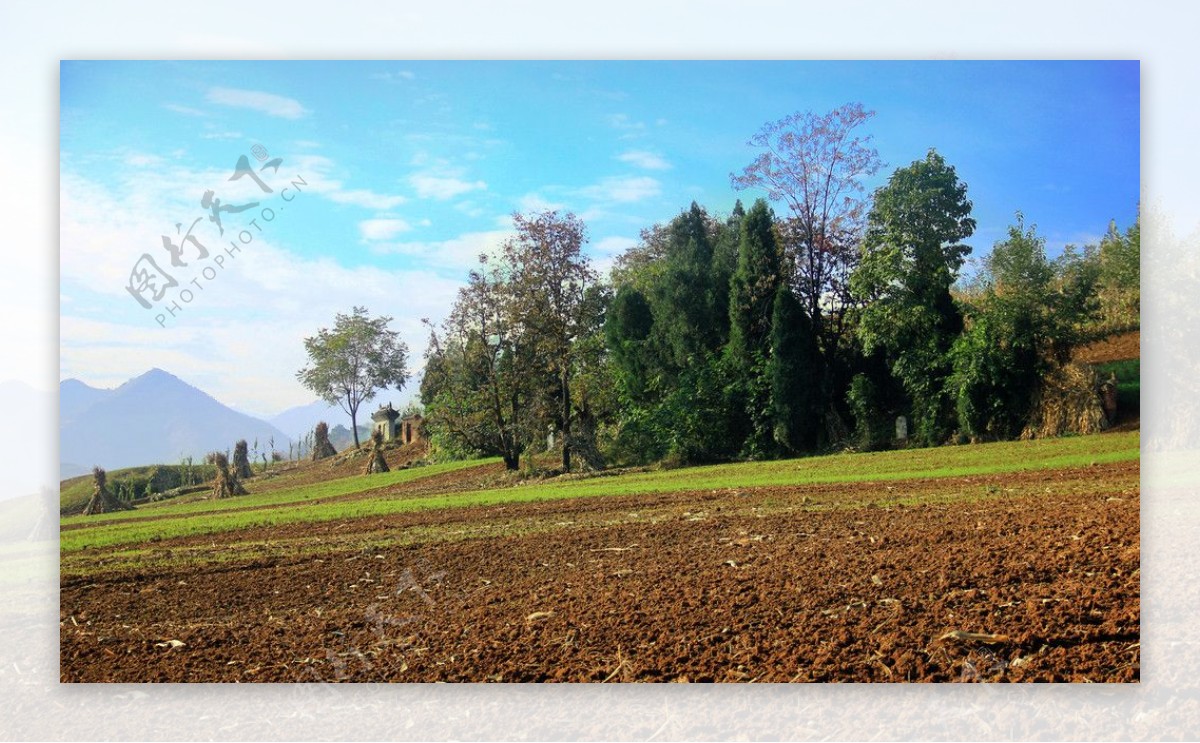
[325,103,1139,472]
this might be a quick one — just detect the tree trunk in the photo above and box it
[348,398,361,449]
[505,387,521,471]
[561,367,571,472]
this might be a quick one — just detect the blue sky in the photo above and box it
[60,60,1139,417]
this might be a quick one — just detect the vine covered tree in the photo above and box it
[297,306,409,449]
[952,214,1092,439]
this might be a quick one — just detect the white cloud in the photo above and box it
[326,189,408,210]
[581,175,661,203]
[200,130,243,141]
[617,150,671,171]
[60,219,464,415]
[369,230,511,270]
[518,193,567,213]
[607,113,645,132]
[457,201,487,219]
[288,154,407,209]
[371,70,416,82]
[124,153,165,167]
[359,218,413,241]
[163,103,208,117]
[589,235,637,278]
[206,87,308,119]
[592,235,638,257]
[411,174,487,200]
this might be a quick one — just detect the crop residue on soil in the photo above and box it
[60,459,1139,683]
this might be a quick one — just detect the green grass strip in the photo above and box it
[61,458,499,527]
[61,432,1137,553]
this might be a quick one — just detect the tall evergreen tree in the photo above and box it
[727,199,782,368]
[646,202,724,369]
[727,199,783,456]
[604,203,746,465]
[769,283,822,453]
[605,285,655,402]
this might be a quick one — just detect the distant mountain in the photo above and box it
[59,368,291,477]
[60,378,113,420]
[269,392,405,441]
[328,423,372,452]
[269,399,348,441]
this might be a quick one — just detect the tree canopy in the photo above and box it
[852,148,976,445]
[297,306,409,449]
[406,106,1136,471]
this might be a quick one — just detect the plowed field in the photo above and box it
[60,438,1139,683]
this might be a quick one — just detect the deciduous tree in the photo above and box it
[421,255,539,470]
[297,307,409,449]
[502,211,596,472]
[851,149,975,445]
[732,103,883,346]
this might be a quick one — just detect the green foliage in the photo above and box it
[1050,243,1102,336]
[297,306,409,449]
[502,211,596,471]
[727,199,782,371]
[604,285,655,402]
[724,200,783,457]
[950,313,1033,439]
[60,463,217,514]
[846,372,892,451]
[951,215,1093,439]
[420,262,537,471]
[769,284,822,453]
[422,211,597,471]
[852,149,976,445]
[662,354,741,465]
[1095,213,1141,330]
[645,203,725,367]
[604,203,747,465]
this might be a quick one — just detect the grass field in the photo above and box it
[60,431,1139,555]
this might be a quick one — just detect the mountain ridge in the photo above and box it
[60,369,292,477]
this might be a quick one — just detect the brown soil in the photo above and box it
[60,460,1139,683]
